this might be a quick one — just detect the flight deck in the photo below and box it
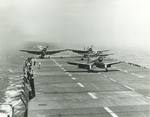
[28,57,150,117]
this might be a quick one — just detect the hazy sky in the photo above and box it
[0,0,150,52]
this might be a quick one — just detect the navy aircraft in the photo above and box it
[86,52,113,58]
[20,46,67,59]
[67,56,121,72]
[68,46,110,60]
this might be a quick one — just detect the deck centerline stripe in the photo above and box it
[68,73,72,77]
[109,78,117,82]
[72,77,76,80]
[77,82,84,87]
[104,107,119,117]
[88,92,98,99]
[123,85,135,91]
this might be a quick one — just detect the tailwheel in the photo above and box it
[81,58,84,60]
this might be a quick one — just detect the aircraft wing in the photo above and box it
[67,61,88,66]
[106,61,122,67]
[90,53,113,57]
[46,49,66,55]
[68,49,89,54]
[20,50,41,55]
[67,61,92,69]
[100,50,110,52]
[99,53,113,56]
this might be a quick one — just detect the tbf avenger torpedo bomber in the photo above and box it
[67,56,121,72]
[20,46,67,59]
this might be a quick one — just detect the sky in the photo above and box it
[0,0,150,52]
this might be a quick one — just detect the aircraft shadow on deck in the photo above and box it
[66,69,119,73]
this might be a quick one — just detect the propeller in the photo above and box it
[37,45,44,50]
[37,45,49,50]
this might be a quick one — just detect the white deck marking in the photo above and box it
[88,92,98,99]
[68,73,72,77]
[61,67,67,72]
[123,85,135,91]
[109,78,117,82]
[63,69,66,72]
[52,59,62,67]
[97,72,101,74]
[72,77,76,80]
[104,107,119,117]
[65,72,69,75]
[65,72,72,76]
[61,67,64,70]
[77,83,84,87]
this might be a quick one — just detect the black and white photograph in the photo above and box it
[0,0,150,117]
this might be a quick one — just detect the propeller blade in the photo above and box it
[37,45,43,50]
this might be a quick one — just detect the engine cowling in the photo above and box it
[98,57,103,62]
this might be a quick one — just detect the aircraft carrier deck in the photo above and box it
[28,57,150,117]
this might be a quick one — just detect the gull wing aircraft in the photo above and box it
[68,46,110,60]
[68,47,93,54]
[20,46,67,59]
[67,56,121,72]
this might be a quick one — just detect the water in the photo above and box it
[111,48,150,69]
[0,50,26,116]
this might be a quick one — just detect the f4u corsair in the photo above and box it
[68,47,110,60]
[67,56,121,72]
[20,46,66,59]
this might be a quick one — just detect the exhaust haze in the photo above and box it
[0,0,150,52]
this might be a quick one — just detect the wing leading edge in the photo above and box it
[46,49,67,55]
[67,61,92,70]
[20,50,41,55]
[68,49,89,54]
[20,49,67,55]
